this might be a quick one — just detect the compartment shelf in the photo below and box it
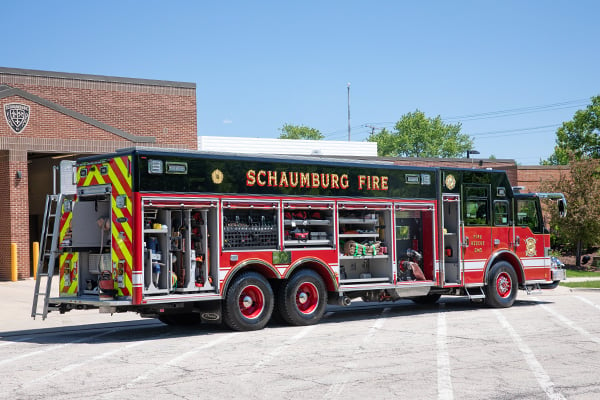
[338,218,378,224]
[339,233,378,238]
[339,255,388,260]
[340,277,390,284]
[144,228,168,234]
[284,219,331,226]
[285,239,331,246]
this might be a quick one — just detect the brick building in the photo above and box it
[0,67,197,280]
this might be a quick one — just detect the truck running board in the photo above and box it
[465,286,486,300]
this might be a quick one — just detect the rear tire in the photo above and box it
[278,270,327,326]
[485,261,518,308]
[223,272,273,331]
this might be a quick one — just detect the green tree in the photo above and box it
[543,157,600,266]
[278,124,324,140]
[544,95,600,165]
[367,110,473,157]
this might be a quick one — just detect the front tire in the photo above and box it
[223,272,274,331]
[485,262,518,308]
[278,270,327,326]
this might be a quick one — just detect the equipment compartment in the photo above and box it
[142,204,218,295]
[283,202,334,248]
[338,204,392,284]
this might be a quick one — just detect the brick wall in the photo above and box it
[516,166,570,193]
[0,151,11,279]
[0,68,197,280]
[0,69,197,149]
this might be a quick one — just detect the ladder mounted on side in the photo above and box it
[31,194,65,320]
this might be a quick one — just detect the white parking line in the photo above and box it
[535,301,600,345]
[575,295,600,313]
[325,307,390,399]
[0,329,118,367]
[254,324,317,368]
[494,310,565,400]
[126,332,238,388]
[0,337,33,347]
[437,303,453,400]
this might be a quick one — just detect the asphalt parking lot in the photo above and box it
[1,279,599,400]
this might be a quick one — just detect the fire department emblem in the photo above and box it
[4,103,30,133]
[211,169,224,184]
[445,174,456,190]
[525,237,537,257]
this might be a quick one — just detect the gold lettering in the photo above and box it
[246,170,256,186]
[340,174,349,189]
[358,175,366,190]
[280,171,289,187]
[331,174,339,188]
[381,176,388,190]
[267,170,277,186]
[372,176,380,190]
[320,173,330,188]
[257,170,266,186]
[289,172,299,187]
[311,172,320,188]
[300,172,310,188]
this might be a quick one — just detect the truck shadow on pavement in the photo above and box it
[1,297,551,345]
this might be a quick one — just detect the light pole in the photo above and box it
[347,82,351,141]
[466,149,480,158]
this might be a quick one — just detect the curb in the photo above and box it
[569,287,600,292]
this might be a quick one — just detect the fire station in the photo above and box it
[0,67,566,281]
[0,67,197,280]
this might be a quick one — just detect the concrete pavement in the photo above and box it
[0,278,140,334]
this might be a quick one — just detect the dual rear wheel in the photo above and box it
[223,270,327,331]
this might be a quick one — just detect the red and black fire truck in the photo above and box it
[32,147,567,331]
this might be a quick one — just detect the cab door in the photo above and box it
[492,199,512,251]
[462,185,492,285]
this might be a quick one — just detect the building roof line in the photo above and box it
[0,66,196,89]
[0,84,155,143]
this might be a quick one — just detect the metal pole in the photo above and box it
[52,165,58,194]
[347,82,351,141]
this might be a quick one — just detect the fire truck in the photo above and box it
[32,147,567,331]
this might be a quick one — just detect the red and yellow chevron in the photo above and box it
[78,156,134,298]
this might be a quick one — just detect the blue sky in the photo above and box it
[2,1,598,164]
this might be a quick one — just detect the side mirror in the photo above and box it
[558,199,567,217]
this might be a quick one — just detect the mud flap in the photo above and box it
[199,301,222,324]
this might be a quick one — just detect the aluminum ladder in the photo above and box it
[31,194,64,320]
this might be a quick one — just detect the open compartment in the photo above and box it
[282,201,334,248]
[394,203,436,282]
[338,203,392,284]
[142,199,218,295]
